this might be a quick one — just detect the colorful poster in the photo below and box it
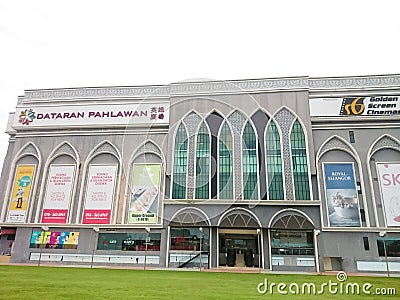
[82,165,118,224]
[7,165,36,223]
[128,164,161,224]
[41,165,76,223]
[323,163,361,227]
[377,163,400,227]
[30,230,79,249]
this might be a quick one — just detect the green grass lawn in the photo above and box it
[0,266,398,300]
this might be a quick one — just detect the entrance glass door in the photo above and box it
[219,230,260,267]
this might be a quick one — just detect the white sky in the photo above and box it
[0,0,399,171]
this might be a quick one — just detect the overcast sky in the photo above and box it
[0,0,399,170]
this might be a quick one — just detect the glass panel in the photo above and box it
[271,230,314,256]
[219,123,233,199]
[242,121,258,199]
[290,120,311,200]
[170,228,209,251]
[172,123,188,199]
[97,233,161,251]
[195,123,210,199]
[377,238,400,257]
[266,121,284,200]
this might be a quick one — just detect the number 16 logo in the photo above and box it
[344,97,365,115]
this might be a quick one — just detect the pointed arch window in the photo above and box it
[290,120,310,200]
[172,123,188,199]
[195,122,210,199]
[266,121,284,200]
[219,122,233,199]
[242,121,258,200]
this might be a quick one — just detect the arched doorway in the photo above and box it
[218,208,262,268]
[269,210,316,271]
[168,208,210,269]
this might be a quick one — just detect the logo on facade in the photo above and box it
[18,109,36,125]
[340,97,365,115]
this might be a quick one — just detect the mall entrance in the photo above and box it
[218,208,262,268]
[219,229,260,267]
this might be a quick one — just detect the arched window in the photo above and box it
[266,121,284,200]
[195,122,210,199]
[172,123,188,199]
[219,122,233,199]
[242,121,258,200]
[290,120,310,200]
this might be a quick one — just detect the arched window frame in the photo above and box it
[194,121,211,199]
[171,122,189,199]
[264,119,285,200]
[217,120,235,200]
[289,119,312,200]
[241,119,260,200]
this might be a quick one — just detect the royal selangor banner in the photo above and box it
[376,163,400,227]
[83,165,118,224]
[323,163,361,227]
[128,164,161,224]
[310,96,400,117]
[41,165,76,224]
[13,102,169,128]
[7,165,36,223]
[30,230,79,249]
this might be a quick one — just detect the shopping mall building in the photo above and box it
[0,74,399,273]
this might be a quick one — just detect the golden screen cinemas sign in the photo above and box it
[310,96,400,117]
[13,102,169,128]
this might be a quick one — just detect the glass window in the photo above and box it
[195,123,210,199]
[265,121,284,200]
[97,233,161,251]
[172,123,188,199]
[170,228,209,251]
[219,122,233,199]
[242,121,258,199]
[271,230,314,256]
[290,120,311,200]
[377,238,400,257]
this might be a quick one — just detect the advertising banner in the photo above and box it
[310,96,400,117]
[14,102,169,128]
[83,165,118,224]
[323,163,361,227]
[376,163,400,227]
[128,164,161,224]
[30,230,79,249]
[7,165,36,223]
[41,165,76,223]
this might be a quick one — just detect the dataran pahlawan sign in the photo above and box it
[310,96,400,117]
[13,102,170,127]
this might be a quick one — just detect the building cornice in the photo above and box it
[19,74,400,103]
[309,74,400,91]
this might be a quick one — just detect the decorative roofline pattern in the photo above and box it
[21,74,400,102]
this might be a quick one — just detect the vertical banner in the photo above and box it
[41,165,76,223]
[129,164,161,224]
[7,165,36,223]
[323,163,361,227]
[83,165,118,224]
[377,163,400,227]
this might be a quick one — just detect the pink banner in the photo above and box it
[83,209,111,224]
[42,209,68,223]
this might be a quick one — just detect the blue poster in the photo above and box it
[323,163,361,227]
